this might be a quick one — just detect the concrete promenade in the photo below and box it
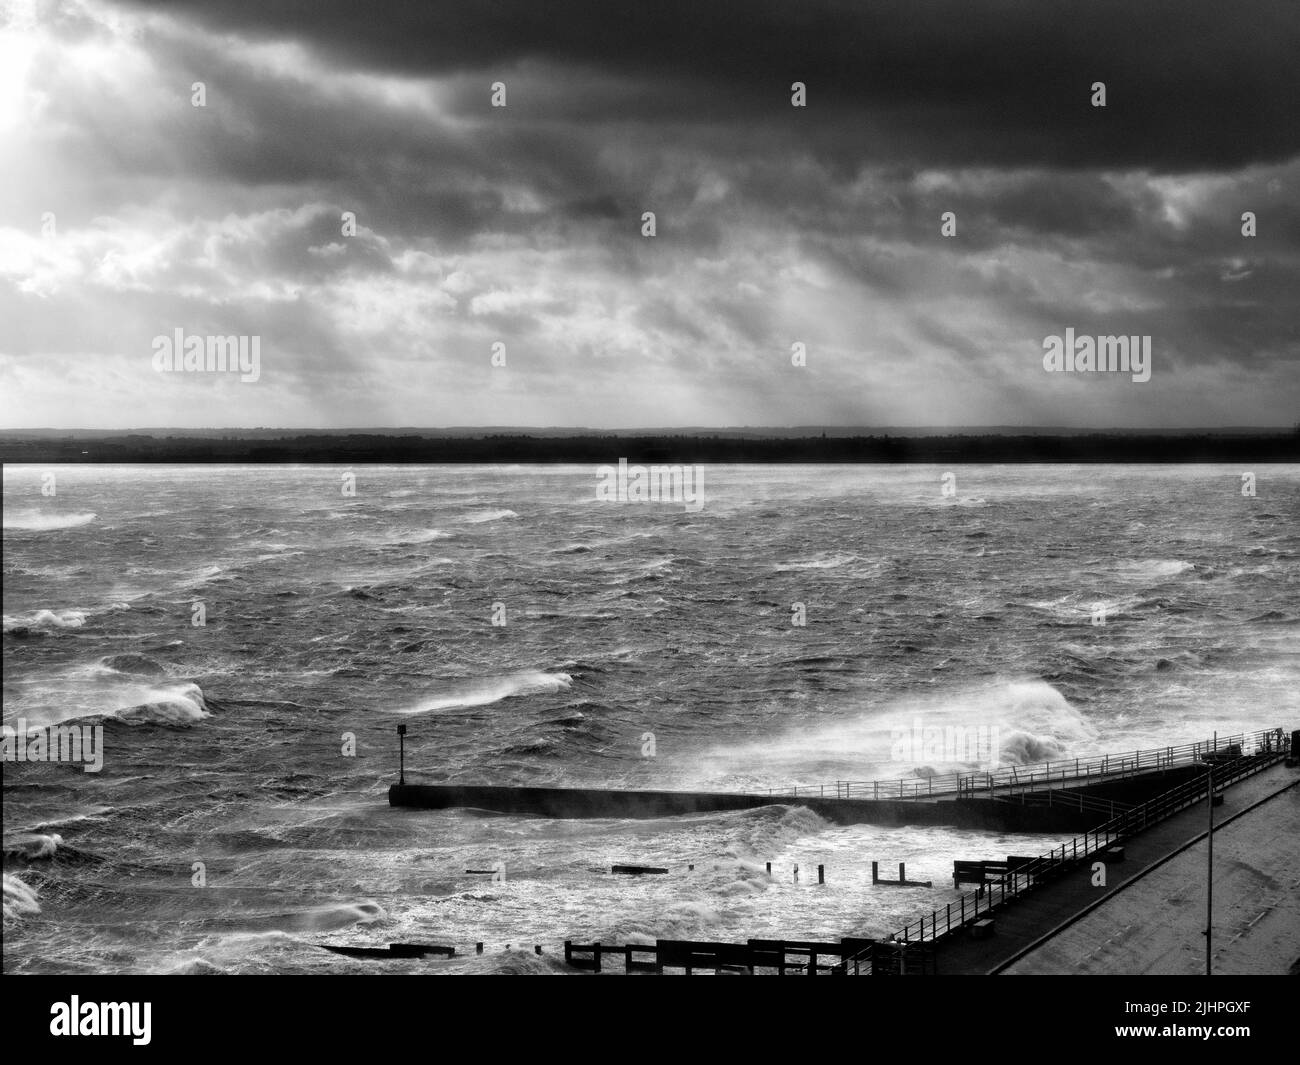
[1002,770,1300,975]
[918,762,1300,974]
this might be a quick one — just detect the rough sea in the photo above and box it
[3,463,1297,974]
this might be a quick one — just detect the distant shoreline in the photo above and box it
[1,431,1296,464]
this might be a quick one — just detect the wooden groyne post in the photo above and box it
[873,861,932,888]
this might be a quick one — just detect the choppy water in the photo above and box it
[3,464,1298,973]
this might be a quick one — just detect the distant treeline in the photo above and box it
[2,431,1297,464]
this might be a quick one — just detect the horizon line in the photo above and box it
[2,424,1296,436]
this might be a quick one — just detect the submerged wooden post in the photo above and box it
[818,864,825,884]
[397,723,407,785]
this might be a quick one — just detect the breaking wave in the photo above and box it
[687,679,1097,787]
[2,511,97,532]
[4,609,88,633]
[2,874,40,922]
[4,833,63,862]
[399,671,573,714]
[109,683,210,726]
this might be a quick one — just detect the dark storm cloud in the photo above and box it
[118,0,1300,171]
[5,0,1297,429]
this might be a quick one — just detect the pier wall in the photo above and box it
[388,784,1095,832]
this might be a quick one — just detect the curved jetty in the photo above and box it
[388,731,1293,833]
[390,781,1096,830]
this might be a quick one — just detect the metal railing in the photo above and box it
[846,731,1291,974]
[1003,786,1134,818]
[768,728,1285,804]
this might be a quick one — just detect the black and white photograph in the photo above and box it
[2,0,1298,1044]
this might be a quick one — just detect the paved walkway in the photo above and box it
[1005,779,1299,975]
[922,761,1299,975]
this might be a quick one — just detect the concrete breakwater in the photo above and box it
[390,782,1115,831]
[388,734,1258,831]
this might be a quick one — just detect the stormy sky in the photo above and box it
[1,0,1297,429]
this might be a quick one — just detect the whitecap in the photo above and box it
[1117,559,1194,581]
[380,528,452,545]
[2,511,97,531]
[399,671,573,714]
[774,552,862,571]
[459,509,518,524]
